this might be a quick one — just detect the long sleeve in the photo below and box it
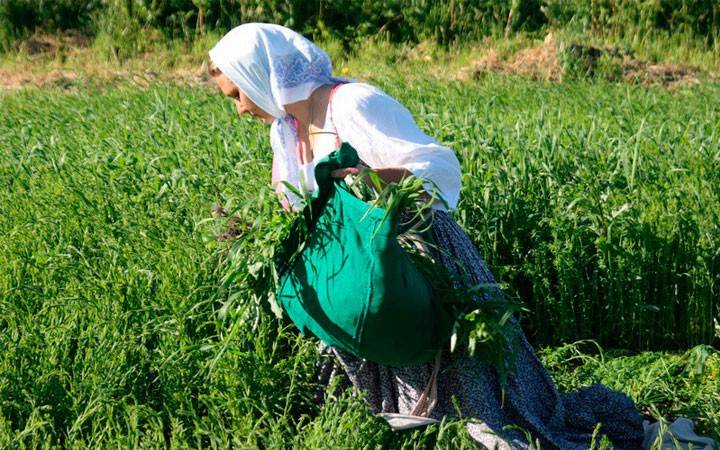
[330,83,461,210]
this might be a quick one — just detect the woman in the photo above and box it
[208,23,645,449]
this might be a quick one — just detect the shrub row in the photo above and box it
[1,0,719,50]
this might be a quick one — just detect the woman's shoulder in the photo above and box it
[334,81,383,99]
[332,82,407,117]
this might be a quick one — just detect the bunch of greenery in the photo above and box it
[230,168,525,384]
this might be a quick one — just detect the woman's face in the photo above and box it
[211,67,274,125]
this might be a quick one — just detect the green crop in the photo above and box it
[386,76,720,350]
[1,76,719,446]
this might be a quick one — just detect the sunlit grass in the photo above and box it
[1,75,718,447]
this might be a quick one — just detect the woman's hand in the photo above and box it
[331,166,431,202]
[330,165,413,185]
[330,166,362,178]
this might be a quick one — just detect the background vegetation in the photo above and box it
[1,0,719,52]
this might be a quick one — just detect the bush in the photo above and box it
[0,0,100,41]
[544,0,720,45]
[1,0,718,53]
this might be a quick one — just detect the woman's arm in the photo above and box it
[330,83,461,209]
[330,166,411,183]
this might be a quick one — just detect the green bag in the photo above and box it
[276,143,453,366]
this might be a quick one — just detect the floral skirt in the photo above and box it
[313,211,644,450]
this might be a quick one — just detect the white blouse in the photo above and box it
[270,82,461,211]
[297,104,339,195]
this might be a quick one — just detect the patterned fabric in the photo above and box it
[271,50,334,89]
[314,211,645,450]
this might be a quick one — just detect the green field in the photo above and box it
[1,76,719,447]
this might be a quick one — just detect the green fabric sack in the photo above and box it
[276,143,453,366]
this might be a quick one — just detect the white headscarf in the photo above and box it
[209,23,344,205]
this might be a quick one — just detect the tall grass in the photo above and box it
[357,73,720,350]
[0,82,486,449]
[0,77,718,446]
